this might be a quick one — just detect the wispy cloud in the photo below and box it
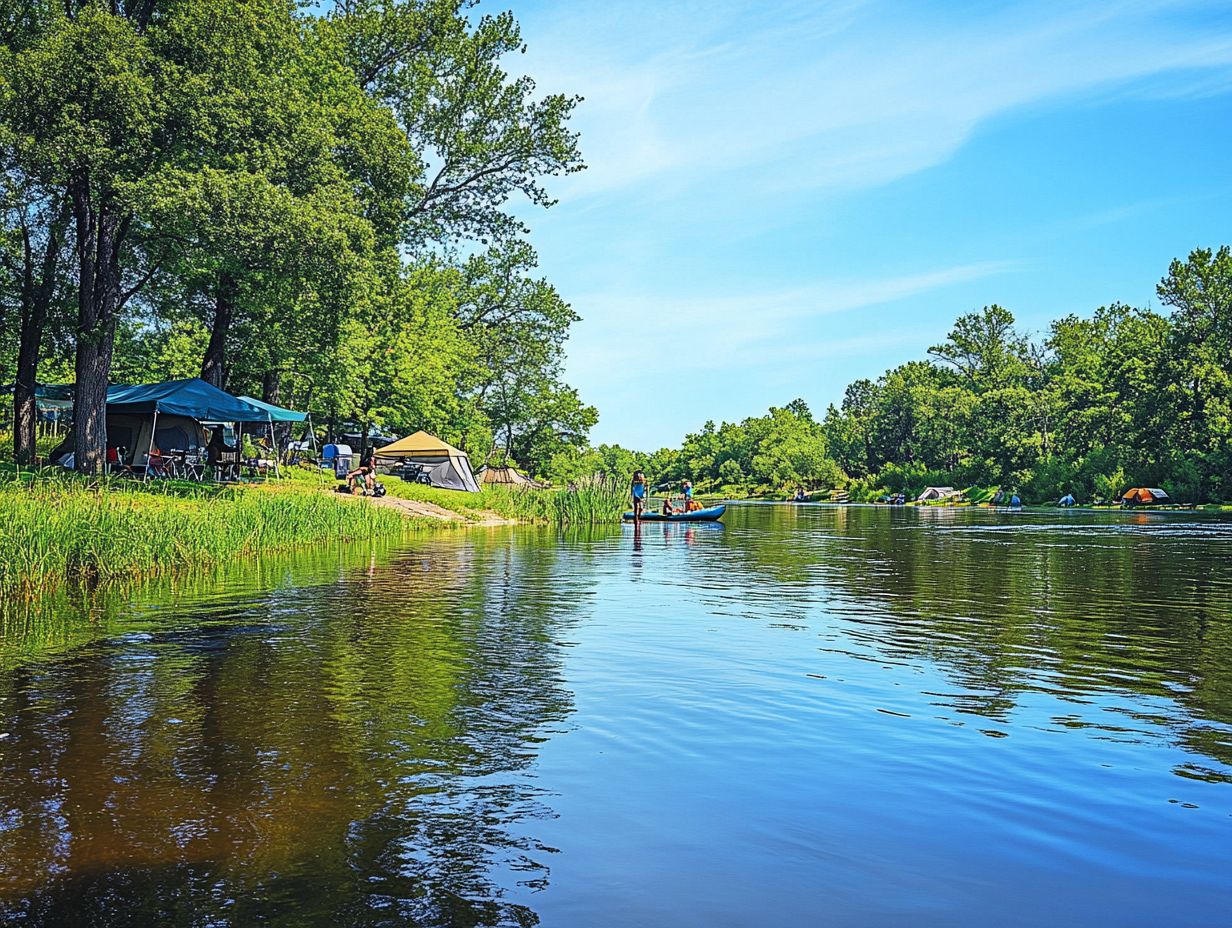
[522,0,1232,201]
[564,260,1017,380]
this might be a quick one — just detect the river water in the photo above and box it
[0,504,1230,927]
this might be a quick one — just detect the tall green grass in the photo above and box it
[0,473,410,597]
[382,473,628,524]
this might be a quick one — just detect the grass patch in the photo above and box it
[381,472,628,524]
[0,467,413,598]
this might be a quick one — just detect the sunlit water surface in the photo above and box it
[1,504,1230,926]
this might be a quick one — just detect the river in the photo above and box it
[1,504,1230,926]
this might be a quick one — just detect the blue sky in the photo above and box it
[505,0,1232,450]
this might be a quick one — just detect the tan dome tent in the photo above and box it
[916,486,959,502]
[478,465,543,488]
[376,430,481,492]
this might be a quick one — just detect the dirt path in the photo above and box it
[366,493,516,526]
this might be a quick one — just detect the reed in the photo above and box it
[0,473,409,597]
[546,475,628,524]
[381,473,627,524]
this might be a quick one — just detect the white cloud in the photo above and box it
[563,260,1017,381]
[520,0,1232,201]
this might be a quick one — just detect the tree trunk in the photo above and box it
[200,273,235,388]
[262,369,281,404]
[14,210,66,464]
[72,177,125,476]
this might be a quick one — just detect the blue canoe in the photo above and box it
[623,504,726,523]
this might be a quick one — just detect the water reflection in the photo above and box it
[716,505,1232,776]
[0,530,587,926]
[1,508,1230,927]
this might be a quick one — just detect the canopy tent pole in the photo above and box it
[144,409,160,481]
[268,413,280,478]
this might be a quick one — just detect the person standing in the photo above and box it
[630,469,648,521]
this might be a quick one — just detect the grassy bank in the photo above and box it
[2,461,630,599]
[380,473,628,524]
[0,469,414,598]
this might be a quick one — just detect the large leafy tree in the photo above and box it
[6,3,172,472]
[329,0,584,246]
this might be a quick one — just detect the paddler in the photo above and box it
[630,469,648,521]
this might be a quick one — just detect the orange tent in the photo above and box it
[1120,487,1169,505]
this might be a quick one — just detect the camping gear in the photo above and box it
[326,443,354,479]
[917,486,959,502]
[478,465,543,488]
[1058,494,1076,507]
[1120,487,1169,507]
[375,431,480,492]
[396,462,433,484]
[338,478,386,497]
[238,395,314,463]
[106,378,278,478]
[622,504,726,523]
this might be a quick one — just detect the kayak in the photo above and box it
[623,504,726,523]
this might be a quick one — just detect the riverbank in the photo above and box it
[0,469,419,598]
[2,466,628,598]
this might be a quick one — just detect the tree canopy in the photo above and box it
[0,0,593,471]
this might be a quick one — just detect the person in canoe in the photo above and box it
[630,469,648,520]
[682,480,699,512]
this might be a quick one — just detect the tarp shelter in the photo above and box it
[0,383,76,410]
[376,430,480,492]
[237,395,307,423]
[1058,493,1077,507]
[478,465,542,488]
[1121,487,1169,505]
[917,486,958,502]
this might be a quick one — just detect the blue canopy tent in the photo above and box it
[238,395,315,461]
[107,378,278,477]
[107,378,271,422]
[236,395,307,422]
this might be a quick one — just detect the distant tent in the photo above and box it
[478,465,542,488]
[1058,493,1077,507]
[916,486,958,502]
[0,383,75,410]
[1120,487,1169,506]
[376,430,480,492]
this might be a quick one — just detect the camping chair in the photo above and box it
[144,451,174,479]
[212,450,240,482]
[106,446,133,477]
[180,450,206,481]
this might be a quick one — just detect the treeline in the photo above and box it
[0,0,594,474]
[566,247,1232,503]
